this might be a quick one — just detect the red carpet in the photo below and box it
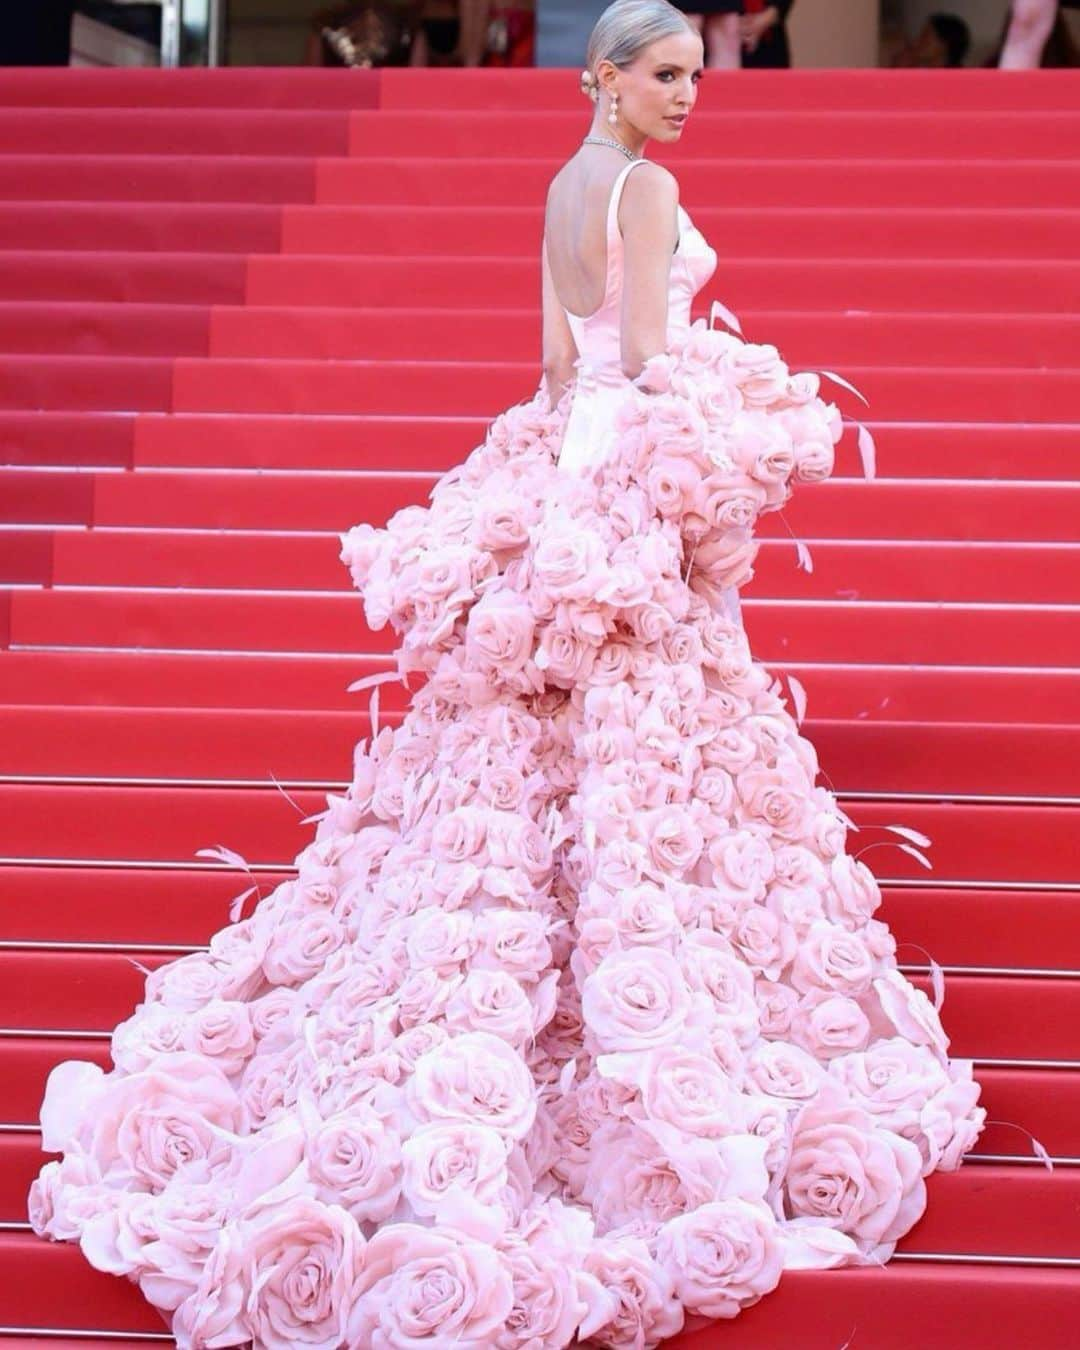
[0,65,1078,1346]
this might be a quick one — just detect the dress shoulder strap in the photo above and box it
[605,157,650,244]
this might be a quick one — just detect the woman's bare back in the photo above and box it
[544,150,677,321]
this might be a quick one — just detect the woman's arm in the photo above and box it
[540,231,579,409]
[618,162,680,382]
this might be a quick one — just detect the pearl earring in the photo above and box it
[608,92,619,126]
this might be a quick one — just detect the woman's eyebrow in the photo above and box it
[655,62,706,75]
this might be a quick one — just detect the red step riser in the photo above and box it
[1,1132,1070,1262]
[0,358,173,414]
[0,412,135,469]
[2,854,1077,975]
[0,67,380,110]
[0,253,247,305]
[1,1236,1075,1348]
[4,703,1075,799]
[249,255,1080,313]
[125,413,1080,482]
[0,650,1074,722]
[209,307,1080,371]
[280,205,1080,260]
[0,532,53,584]
[346,110,1080,162]
[392,66,1080,114]
[91,473,1080,546]
[317,158,1080,210]
[10,587,1080,668]
[0,304,211,359]
[0,203,281,255]
[0,109,350,157]
[0,943,1073,1063]
[48,532,1080,606]
[12,356,1073,422]
[0,157,316,204]
[171,359,1080,421]
[0,786,1076,887]
[0,474,94,527]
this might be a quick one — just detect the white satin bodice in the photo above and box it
[557,156,718,480]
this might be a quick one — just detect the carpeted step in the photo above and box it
[0,109,350,157]
[0,413,135,468]
[346,110,1080,163]
[378,66,1080,114]
[9,586,1080,667]
[0,66,379,110]
[0,356,173,413]
[0,251,246,304]
[4,703,1076,798]
[79,471,1080,541]
[248,253,1080,312]
[208,303,1080,369]
[0,471,94,526]
[318,157,1080,210]
[1,784,1077,889]
[0,203,281,254]
[0,155,316,204]
[280,203,1080,262]
[126,411,1080,481]
[0,532,52,584]
[48,531,1080,605]
[4,1233,1079,1347]
[0,303,211,359]
[0,940,1074,1063]
[3,649,1071,723]
[2,860,1075,978]
[170,356,1080,421]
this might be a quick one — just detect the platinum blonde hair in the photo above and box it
[580,0,696,102]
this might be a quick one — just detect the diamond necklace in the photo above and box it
[582,135,642,162]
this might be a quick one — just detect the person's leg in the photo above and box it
[999,0,1058,67]
[457,0,491,66]
[704,11,741,67]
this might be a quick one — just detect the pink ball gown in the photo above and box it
[29,157,986,1349]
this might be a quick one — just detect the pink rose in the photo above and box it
[473,910,552,983]
[785,1083,927,1250]
[737,765,812,841]
[44,1054,243,1192]
[581,1237,684,1349]
[183,1000,254,1078]
[825,854,883,929]
[409,1032,536,1141]
[582,949,692,1053]
[644,806,705,877]
[174,1196,365,1350]
[630,1048,742,1138]
[405,908,475,975]
[465,591,535,675]
[144,953,226,1012]
[476,497,530,554]
[262,911,345,987]
[708,829,775,900]
[532,524,608,602]
[791,992,871,1060]
[349,1225,514,1349]
[830,1038,951,1142]
[791,921,876,997]
[656,1199,783,1319]
[446,970,538,1050]
[679,931,760,1047]
[306,1107,403,1224]
[400,1122,510,1237]
[755,979,800,1039]
[111,1005,188,1074]
[732,905,796,982]
[431,805,488,863]
[745,1040,825,1101]
[497,1236,594,1349]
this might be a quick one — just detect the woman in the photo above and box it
[29,2,987,1345]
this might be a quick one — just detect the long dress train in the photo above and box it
[29,157,986,1349]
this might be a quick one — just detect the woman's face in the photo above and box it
[599,30,705,143]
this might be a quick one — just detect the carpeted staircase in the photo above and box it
[0,65,1078,1347]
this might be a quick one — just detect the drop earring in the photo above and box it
[608,92,619,126]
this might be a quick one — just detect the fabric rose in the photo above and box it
[582,949,693,1053]
[785,1083,927,1251]
[408,1032,537,1141]
[655,1199,783,1320]
[580,1237,684,1349]
[173,1195,365,1350]
[347,1225,514,1348]
[305,1106,403,1224]
[400,1121,510,1237]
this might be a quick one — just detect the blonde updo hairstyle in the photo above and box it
[580,0,697,103]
